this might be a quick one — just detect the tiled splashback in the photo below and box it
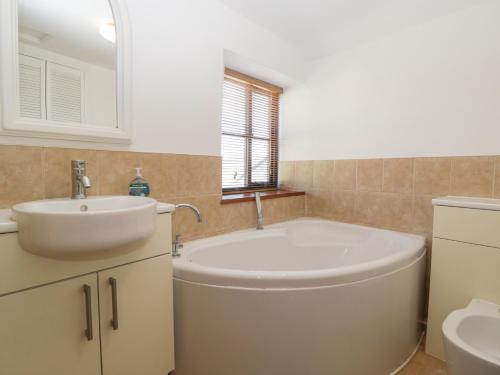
[4,145,498,243]
[0,145,305,240]
[280,156,500,242]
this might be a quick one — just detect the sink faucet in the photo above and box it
[255,192,264,230]
[172,203,202,257]
[71,160,91,199]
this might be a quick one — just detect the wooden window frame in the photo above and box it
[222,68,281,194]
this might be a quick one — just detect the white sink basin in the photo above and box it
[443,299,500,375]
[12,196,157,257]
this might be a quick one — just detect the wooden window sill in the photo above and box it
[220,189,305,205]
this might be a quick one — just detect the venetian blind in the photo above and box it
[221,69,281,192]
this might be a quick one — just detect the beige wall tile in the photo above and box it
[176,155,222,196]
[412,195,435,235]
[279,161,294,188]
[264,197,305,224]
[9,144,500,247]
[43,147,99,199]
[0,144,302,240]
[381,193,413,231]
[276,196,304,221]
[139,152,177,199]
[331,190,355,222]
[353,191,385,227]
[0,145,43,208]
[414,158,451,196]
[333,160,356,191]
[493,156,500,199]
[293,161,313,189]
[313,160,334,190]
[284,196,306,219]
[450,156,494,197]
[356,159,383,192]
[383,158,414,194]
[222,200,257,232]
[98,150,139,195]
[263,198,286,223]
[306,189,331,218]
[305,194,314,216]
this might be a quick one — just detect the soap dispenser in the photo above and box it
[129,167,150,197]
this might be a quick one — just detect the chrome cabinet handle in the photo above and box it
[109,277,119,330]
[83,284,93,341]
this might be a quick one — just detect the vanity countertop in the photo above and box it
[157,202,176,214]
[432,196,500,211]
[0,210,18,234]
[0,202,175,234]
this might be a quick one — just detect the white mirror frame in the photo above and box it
[0,0,132,144]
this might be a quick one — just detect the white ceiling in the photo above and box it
[218,0,488,59]
[18,0,115,69]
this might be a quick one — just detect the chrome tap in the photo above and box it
[172,234,184,258]
[175,203,202,223]
[71,160,91,199]
[172,203,202,257]
[255,192,264,230]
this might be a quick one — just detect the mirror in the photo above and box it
[0,0,131,143]
[18,0,116,128]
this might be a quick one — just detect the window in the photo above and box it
[221,68,281,192]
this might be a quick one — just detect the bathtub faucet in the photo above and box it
[255,192,264,230]
[172,203,203,257]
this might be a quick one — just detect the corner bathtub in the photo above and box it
[172,218,426,375]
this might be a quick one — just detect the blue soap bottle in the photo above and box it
[129,167,150,197]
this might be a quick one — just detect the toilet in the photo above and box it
[442,299,500,375]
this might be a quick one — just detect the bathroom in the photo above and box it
[0,0,499,374]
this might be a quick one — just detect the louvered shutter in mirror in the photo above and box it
[19,54,45,119]
[46,62,84,124]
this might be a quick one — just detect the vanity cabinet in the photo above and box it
[0,274,101,375]
[99,255,174,375]
[0,212,174,375]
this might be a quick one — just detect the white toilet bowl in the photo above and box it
[442,299,500,375]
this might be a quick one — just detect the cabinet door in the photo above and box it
[0,274,101,375]
[99,255,174,375]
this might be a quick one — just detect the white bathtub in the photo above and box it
[172,218,426,375]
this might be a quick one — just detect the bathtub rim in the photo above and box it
[174,250,427,291]
[173,218,426,289]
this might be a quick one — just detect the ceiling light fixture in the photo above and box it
[99,22,116,43]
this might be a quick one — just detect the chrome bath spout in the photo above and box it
[255,192,264,230]
[175,203,202,223]
[172,203,202,257]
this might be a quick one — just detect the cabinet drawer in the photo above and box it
[433,206,500,248]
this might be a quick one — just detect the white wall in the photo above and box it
[281,1,500,160]
[83,64,116,128]
[1,0,303,156]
